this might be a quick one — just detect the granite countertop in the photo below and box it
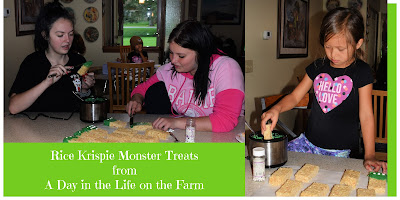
[4,112,244,143]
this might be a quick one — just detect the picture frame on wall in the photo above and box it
[201,0,242,25]
[15,0,44,36]
[277,0,309,58]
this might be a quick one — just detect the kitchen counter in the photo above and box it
[245,150,385,196]
[4,112,244,143]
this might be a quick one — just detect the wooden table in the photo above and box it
[4,112,244,143]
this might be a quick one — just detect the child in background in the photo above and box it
[127,36,148,63]
[261,7,387,173]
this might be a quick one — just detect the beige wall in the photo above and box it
[245,0,324,130]
[3,0,158,110]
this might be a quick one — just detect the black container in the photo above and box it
[248,130,288,168]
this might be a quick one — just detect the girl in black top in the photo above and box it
[9,2,95,114]
[261,7,386,173]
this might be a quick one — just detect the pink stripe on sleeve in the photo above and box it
[209,89,244,132]
[131,74,160,98]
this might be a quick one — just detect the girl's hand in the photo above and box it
[364,158,387,174]
[152,117,182,131]
[82,72,95,90]
[46,65,71,83]
[261,108,280,133]
[126,94,143,115]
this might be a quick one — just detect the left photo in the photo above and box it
[4,0,245,143]
[3,0,245,197]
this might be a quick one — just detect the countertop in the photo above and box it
[4,112,244,143]
[245,149,386,196]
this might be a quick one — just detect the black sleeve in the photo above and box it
[9,52,48,97]
[305,59,322,81]
[127,52,133,63]
[354,61,374,89]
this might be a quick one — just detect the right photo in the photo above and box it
[245,0,388,197]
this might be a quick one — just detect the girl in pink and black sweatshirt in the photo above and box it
[126,20,244,132]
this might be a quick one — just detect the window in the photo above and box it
[103,0,166,59]
[123,0,158,46]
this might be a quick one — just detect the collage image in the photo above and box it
[2,0,394,198]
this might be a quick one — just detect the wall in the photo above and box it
[245,0,324,130]
[183,0,245,58]
[206,0,245,57]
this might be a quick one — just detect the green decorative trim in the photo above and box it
[250,131,284,140]
[84,97,107,102]
[83,61,93,67]
[103,117,117,126]
[62,136,78,143]
[368,172,387,181]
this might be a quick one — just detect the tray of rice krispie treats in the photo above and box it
[252,164,387,197]
[63,117,174,143]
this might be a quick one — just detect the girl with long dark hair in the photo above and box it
[126,20,244,132]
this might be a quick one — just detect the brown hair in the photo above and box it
[319,7,365,60]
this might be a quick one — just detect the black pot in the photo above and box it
[80,97,108,122]
[248,130,288,168]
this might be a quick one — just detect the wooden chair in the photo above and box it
[372,90,388,161]
[107,62,155,113]
[258,93,311,138]
[119,46,131,63]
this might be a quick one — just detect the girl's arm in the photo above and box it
[9,80,52,114]
[261,74,313,131]
[359,84,387,173]
[152,89,244,132]
[8,64,69,114]
[152,116,212,132]
[139,52,148,63]
[126,74,160,115]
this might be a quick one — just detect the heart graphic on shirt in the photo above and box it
[314,73,353,113]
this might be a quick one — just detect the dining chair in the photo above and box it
[107,62,155,113]
[256,93,311,138]
[372,89,388,161]
[119,46,131,63]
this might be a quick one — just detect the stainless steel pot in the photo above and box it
[80,97,108,122]
[248,130,288,168]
